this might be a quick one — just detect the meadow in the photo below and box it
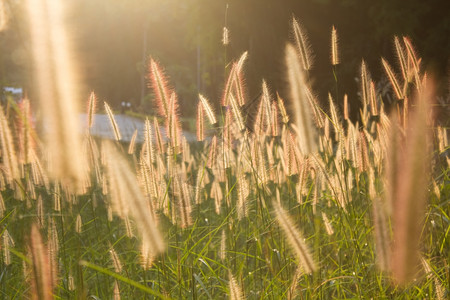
[0,14,449,299]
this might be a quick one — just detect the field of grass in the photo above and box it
[0,15,449,299]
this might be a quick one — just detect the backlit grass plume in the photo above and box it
[229,94,245,132]
[103,141,165,261]
[389,86,432,285]
[16,98,37,165]
[292,17,313,70]
[285,43,317,154]
[29,224,54,300]
[197,102,205,141]
[394,36,409,83]
[128,129,138,154]
[277,93,289,125]
[0,104,20,185]
[273,201,317,273]
[381,58,403,100]
[331,25,339,65]
[199,94,217,125]
[104,102,121,141]
[148,58,171,117]
[261,80,273,131]
[143,117,155,165]
[87,91,97,129]
[222,52,248,107]
[167,92,182,150]
[403,37,421,91]
[222,26,229,46]
[228,271,245,300]
[26,0,85,189]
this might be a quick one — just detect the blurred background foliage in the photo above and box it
[0,0,449,122]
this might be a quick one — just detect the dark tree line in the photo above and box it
[1,0,448,121]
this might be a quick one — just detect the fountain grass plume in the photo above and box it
[389,85,432,285]
[153,117,165,154]
[229,271,245,300]
[403,37,422,92]
[29,224,54,300]
[148,58,171,117]
[381,58,403,100]
[273,200,317,273]
[394,36,409,83]
[199,94,217,125]
[261,80,273,130]
[143,117,155,165]
[0,104,20,185]
[229,94,245,132]
[331,25,339,65]
[104,102,121,141]
[87,91,97,129]
[103,141,165,259]
[277,93,289,125]
[285,43,317,155]
[26,0,85,190]
[197,102,205,141]
[360,60,370,107]
[128,129,138,154]
[292,17,313,71]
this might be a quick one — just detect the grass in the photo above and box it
[0,14,449,300]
